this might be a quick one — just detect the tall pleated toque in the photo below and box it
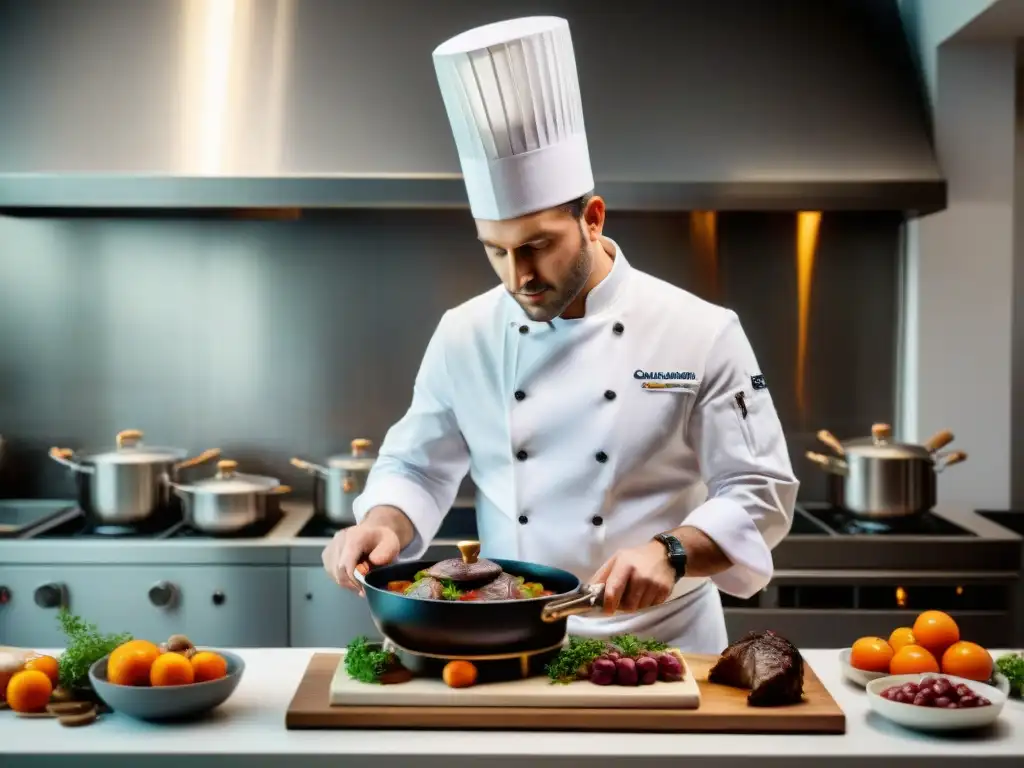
[432,16,594,221]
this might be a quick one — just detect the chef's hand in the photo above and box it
[321,523,401,595]
[590,540,676,614]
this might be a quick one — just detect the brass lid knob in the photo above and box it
[351,438,373,456]
[457,540,480,565]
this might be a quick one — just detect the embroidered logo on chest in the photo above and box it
[634,369,698,390]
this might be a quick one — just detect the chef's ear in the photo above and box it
[582,194,606,238]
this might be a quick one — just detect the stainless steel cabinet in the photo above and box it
[0,565,289,649]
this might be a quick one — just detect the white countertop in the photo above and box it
[3,648,1022,768]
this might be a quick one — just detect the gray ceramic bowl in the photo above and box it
[89,649,245,721]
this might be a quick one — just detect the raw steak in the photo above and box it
[708,630,805,706]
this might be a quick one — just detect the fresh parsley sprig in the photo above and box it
[56,607,132,690]
[545,634,671,684]
[345,636,398,684]
[995,652,1024,697]
[545,636,608,684]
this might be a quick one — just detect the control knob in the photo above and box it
[33,582,67,609]
[148,581,179,608]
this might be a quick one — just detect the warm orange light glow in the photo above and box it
[895,586,908,608]
[689,211,719,300]
[796,212,822,418]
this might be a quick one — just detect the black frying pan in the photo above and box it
[355,543,606,657]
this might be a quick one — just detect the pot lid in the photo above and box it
[185,460,281,493]
[81,429,188,464]
[327,438,377,470]
[842,423,931,460]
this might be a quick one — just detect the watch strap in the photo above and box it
[654,533,688,579]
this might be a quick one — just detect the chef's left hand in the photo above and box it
[590,540,676,614]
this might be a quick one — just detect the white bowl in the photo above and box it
[866,673,1008,732]
[839,648,889,688]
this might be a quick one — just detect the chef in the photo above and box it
[322,16,798,653]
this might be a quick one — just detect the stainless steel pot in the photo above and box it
[806,423,967,518]
[167,459,291,533]
[290,438,376,526]
[48,429,220,525]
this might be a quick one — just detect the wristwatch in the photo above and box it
[653,533,688,580]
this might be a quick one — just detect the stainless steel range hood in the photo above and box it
[0,0,944,215]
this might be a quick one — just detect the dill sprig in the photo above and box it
[345,636,398,684]
[56,607,132,690]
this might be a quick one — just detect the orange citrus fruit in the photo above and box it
[889,644,940,675]
[940,641,993,682]
[888,627,917,652]
[24,654,60,686]
[108,639,161,686]
[442,660,478,688]
[150,652,195,687]
[190,651,228,683]
[5,669,53,713]
[912,610,960,658]
[849,636,894,673]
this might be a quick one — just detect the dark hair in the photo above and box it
[558,191,595,219]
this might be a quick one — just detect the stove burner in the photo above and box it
[169,507,284,539]
[30,505,283,539]
[381,637,564,682]
[297,516,353,538]
[800,503,974,537]
[37,508,184,539]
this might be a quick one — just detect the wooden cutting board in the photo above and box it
[286,653,846,733]
[329,652,700,710]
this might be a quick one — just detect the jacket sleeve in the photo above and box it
[351,311,470,559]
[682,311,799,599]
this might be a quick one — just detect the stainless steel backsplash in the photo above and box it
[0,210,901,501]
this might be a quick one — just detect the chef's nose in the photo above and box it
[506,251,534,292]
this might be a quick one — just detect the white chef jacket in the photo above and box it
[352,239,799,653]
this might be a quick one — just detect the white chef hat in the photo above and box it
[432,16,594,221]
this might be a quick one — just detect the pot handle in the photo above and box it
[540,583,606,623]
[48,447,94,475]
[805,451,849,475]
[290,457,329,478]
[935,450,968,473]
[267,485,292,495]
[816,430,846,456]
[923,429,955,453]
[173,448,221,473]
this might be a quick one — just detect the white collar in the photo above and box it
[505,236,631,330]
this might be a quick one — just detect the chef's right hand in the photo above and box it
[321,523,401,595]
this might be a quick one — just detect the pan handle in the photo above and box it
[540,583,606,623]
[934,450,968,473]
[805,451,849,475]
[923,430,954,453]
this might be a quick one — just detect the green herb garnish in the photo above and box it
[345,636,398,684]
[995,652,1024,697]
[611,634,668,657]
[545,634,671,684]
[545,636,609,684]
[56,608,132,690]
[439,579,463,600]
